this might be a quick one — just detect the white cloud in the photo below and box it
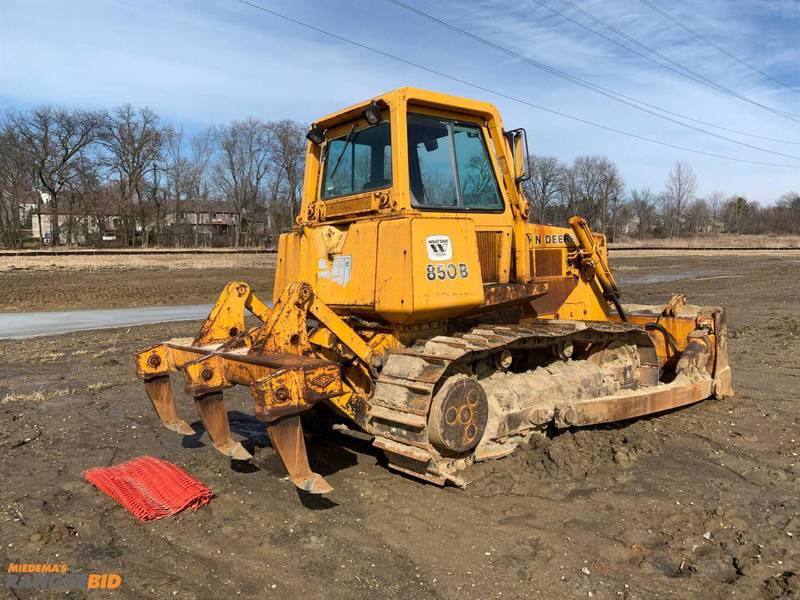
[0,0,797,201]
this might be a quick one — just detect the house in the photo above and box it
[30,210,122,244]
[26,195,275,247]
[162,199,241,245]
[29,190,126,245]
[0,189,40,230]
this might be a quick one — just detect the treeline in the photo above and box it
[2,104,799,248]
[0,105,305,247]
[523,154,800,240]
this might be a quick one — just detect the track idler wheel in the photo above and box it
[428,375,488,456]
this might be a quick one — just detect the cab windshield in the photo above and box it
[407,113,503,211]
[321,122,392,199]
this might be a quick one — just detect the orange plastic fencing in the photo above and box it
[83,456,212,522]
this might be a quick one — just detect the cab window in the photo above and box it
[407,113,502,211]
[321,122,391,200]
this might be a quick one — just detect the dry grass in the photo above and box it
[612,234,800,249]
[1,388,71,403]
[0,253,276,273]
[611,249,792,258]
[0,383,108,402]
[86,382,113,392]
[91,348,117,359]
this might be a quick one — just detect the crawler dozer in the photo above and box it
[135,88,732,494]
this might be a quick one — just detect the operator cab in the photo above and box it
[304,87,526,224]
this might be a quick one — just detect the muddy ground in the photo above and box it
[0,254,276,312]
[0,253,798,599]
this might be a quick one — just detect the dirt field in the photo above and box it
[611,234,800,249]
[0,254,276,312]
[0,253,798,599]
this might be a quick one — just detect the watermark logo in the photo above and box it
[6,563,122,591]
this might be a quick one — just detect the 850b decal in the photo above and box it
[426,263,469,281]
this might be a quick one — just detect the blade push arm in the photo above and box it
[568,216,626,321]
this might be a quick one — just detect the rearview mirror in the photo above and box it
[505,128,530,183]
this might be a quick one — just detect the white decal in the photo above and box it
[331,255,352,286]
[317,257,330,279]
[426,235,452,261]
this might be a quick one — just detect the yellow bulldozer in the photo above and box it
[134,88,732,494]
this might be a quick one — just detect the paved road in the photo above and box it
[0,305,212,339]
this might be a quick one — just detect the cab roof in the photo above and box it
[315,87,502,130]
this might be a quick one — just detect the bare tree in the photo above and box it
[523,154,564,223]
[706,191,725,232]
[663,161,697,238]
[776,191,800,235]
[62,151,93,244]
[566,155,623,234]
[162,126,188,246]
[148,157,166,244]
[7,106,102,245]
[565,156,600,223]
[99,105,164,246]
[187,127,216,246]
[267,120,305,226]
[213,118,271,247]
[684,198,711,234]
[70,151,109,244]
[0,123,33,248]
[599,159,624,237]
[558,165,578,219]
[629,187,658,239]
[608,191,631,242]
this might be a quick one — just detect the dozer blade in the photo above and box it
[553,373,712,428]
[554,329,720,428]
[266,415,333,494]
[193,391,253,460]
[143,377,195,436]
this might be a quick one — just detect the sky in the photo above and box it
[1,0,798,202]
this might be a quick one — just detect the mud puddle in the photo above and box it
[618,268,733,284]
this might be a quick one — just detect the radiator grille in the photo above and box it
[534,248,563,277]
[476,231,502,283]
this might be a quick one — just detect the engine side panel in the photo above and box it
[376,216,484,325]
[275,221,378,309]
[276,215,485,325]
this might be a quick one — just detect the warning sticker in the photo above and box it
[330,255,352,286]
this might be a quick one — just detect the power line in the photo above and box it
[637,0,800,97]
[552,0,800,123]
[528,0,800,145]
[230,0,798,168]
[387,0,800,159]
